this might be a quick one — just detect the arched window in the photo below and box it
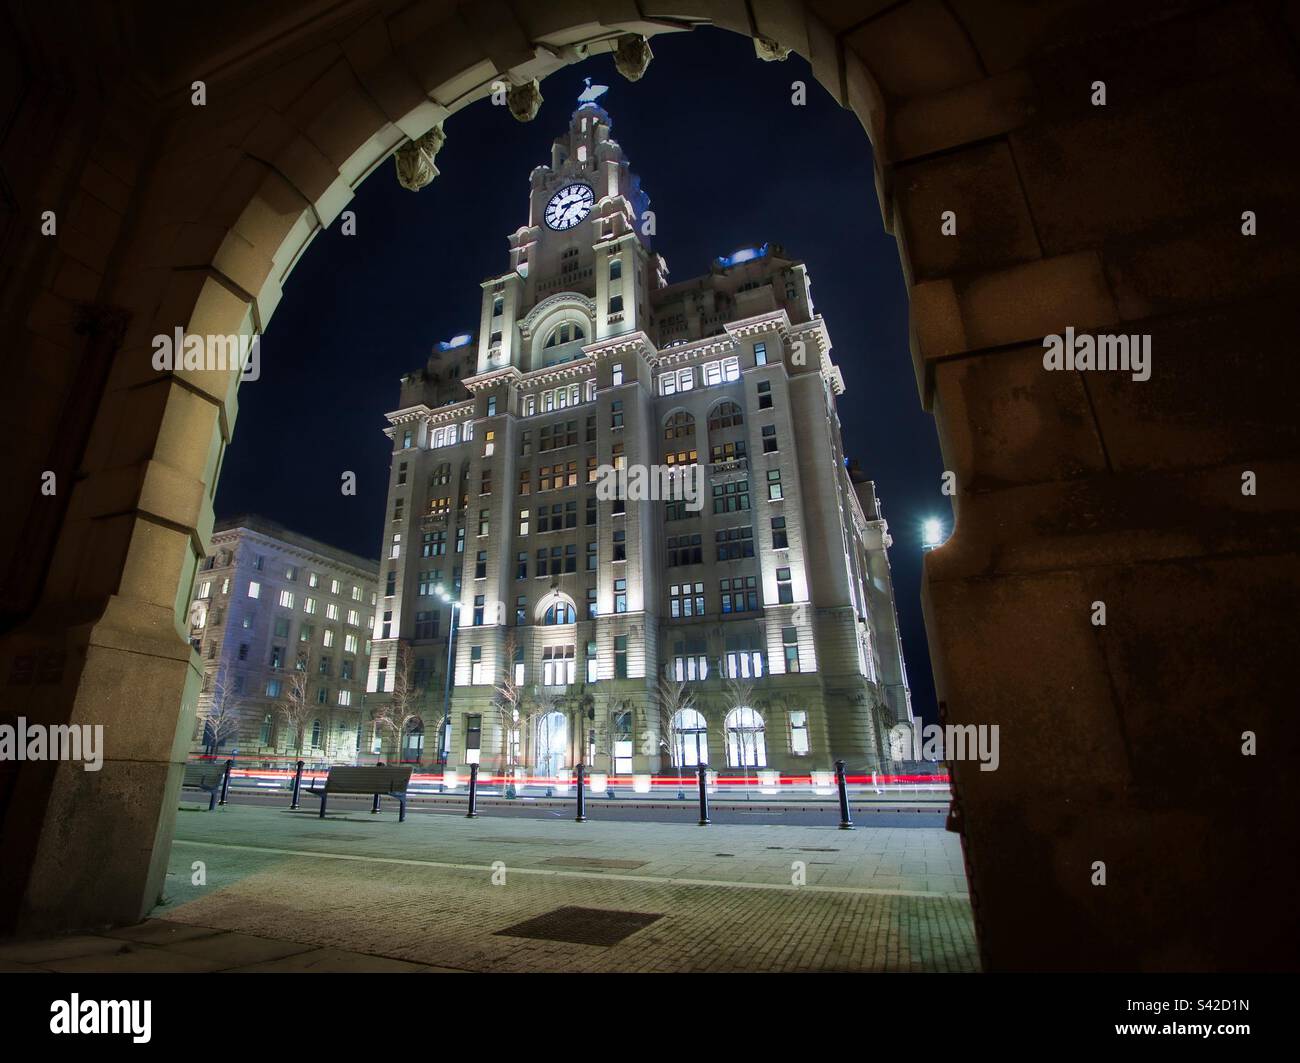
[310,719,322,749]
[543,601,577,625]
[544,321,586,348]
[612,708,633,773]
[725,707,767,768]
[672,708,709,768]
[402,718,425,763]
[663,410,695,441]
[708,401,747,464]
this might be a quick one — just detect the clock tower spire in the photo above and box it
[474,88,663,376]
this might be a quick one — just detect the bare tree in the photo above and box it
[656,674,698,770]
[494,633,543,776]
[197,666,243,756]
[724,673,759,782]
[370,644,426,763]
[277,650,315,758]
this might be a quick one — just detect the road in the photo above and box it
[214,787,949,828]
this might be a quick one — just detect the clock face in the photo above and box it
[544,183,595,230]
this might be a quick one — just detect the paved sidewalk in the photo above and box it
[3,805,978,973]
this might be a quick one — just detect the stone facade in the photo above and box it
[186,517,379,763]
[366,103,912,777]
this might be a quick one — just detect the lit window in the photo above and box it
[247,581,261,599]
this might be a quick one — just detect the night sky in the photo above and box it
[216,28,949,724]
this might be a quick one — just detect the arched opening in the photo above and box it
[401,718,425,765]
[671,708,709,769]
[725,707,767,769]
[0,1,1288,975]
[535,711,568,778]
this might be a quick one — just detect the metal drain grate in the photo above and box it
[494,906,663,946]
[540,856,647,870]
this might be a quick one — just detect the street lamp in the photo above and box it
[922,518,945,552]
[436,588,461,769]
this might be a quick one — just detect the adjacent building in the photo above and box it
[187,515,380,763]
[367,97,912,776]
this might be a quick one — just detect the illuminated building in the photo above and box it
[367,97,912,775]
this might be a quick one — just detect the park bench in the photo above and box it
[306,765,414,822]
[180,760,229,811]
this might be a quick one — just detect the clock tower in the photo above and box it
[474,98,665,376]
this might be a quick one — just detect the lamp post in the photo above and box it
[436,590,461,770]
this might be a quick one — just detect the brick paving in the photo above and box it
[1,804,977,973]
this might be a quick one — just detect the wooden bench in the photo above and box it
[306,766,414,822]
[181,760,229,811]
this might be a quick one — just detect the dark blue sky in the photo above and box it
[217,28,949,723]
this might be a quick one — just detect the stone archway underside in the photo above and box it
[0,0,1295,970]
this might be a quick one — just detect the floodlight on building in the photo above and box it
[922,518,945,551]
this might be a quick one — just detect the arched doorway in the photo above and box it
[0,1,1291,973]
[535,711,568,778]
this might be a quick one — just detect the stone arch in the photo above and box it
[1,0,1293,973]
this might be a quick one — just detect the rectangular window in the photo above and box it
[712,480,750,514]
[669,582,706,618]
[390,534,401,559]
[266,678,281,698]
[715,526,754,561]
[515,595,527,626]
[776,566,794,604]
[757,380,773,409]
[323,629,335,648]
[542,645,576,687]
[344,633,359,654]
[475,550,487,580]
[761,424,778,453]
[782,626,801,673]
[347,608,359,627]
[586,586,597,620]
[247,581,261,599]
[614,578,628,614]
[720,575,759,614]
[586,541,597,571]
[771,516,789,550]
[666,534,703,567]
[326,603,339,621]
[754,341,768,365]
[338,690,353,707]
[614,635,628,680]
[471,646,483,685]
[478,509,490,536]
[610,400,623,429]
[767,468,783,500]
[613,530,626,563]
[790,710,809,755]
[487,395,497,416]
[473,594,485,626]
[612,362,623,386]
[278,589,295,609]
[516,552,528,580]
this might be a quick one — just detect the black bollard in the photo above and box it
[697,762,711,826]
[219,759,233,806]
[372,760,384,813]
[835,759,855,830]
[575,763,587,822]
[466,762,480,818]
[290,759,304,809]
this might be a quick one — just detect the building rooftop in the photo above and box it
[212,514,379,576]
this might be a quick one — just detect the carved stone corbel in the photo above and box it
[613,34,653,81]
[394,123,446,191]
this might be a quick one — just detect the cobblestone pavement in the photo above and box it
[2,804,978,973]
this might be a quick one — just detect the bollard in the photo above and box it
[219,759,233,806]
[575,762,587,822]
[372,760,384,813]
[290,759,304,809]
[835,759,855,830]
[697,762,711,826]
[466,762,480,818]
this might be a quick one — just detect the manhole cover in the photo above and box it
[540,856,647,870]
[495,906,662,946]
